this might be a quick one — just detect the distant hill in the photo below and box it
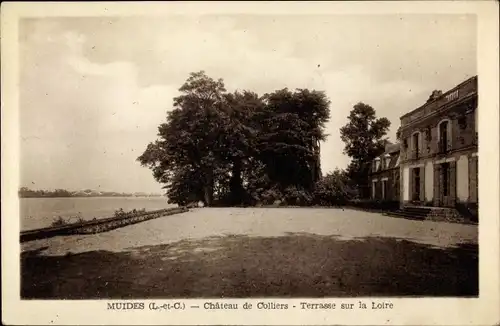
[18,187,164,198]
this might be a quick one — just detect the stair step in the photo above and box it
[403,207,432,212]
[397,209,427,214]
[386,212,426,220]
[386,206,475,224]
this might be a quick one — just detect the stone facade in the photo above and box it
[398,76,478,210]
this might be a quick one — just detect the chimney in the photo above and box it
[384,140,393,152]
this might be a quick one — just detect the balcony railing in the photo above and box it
[401,76,477,126]
[438,140,451,154]
[409,149,420,160]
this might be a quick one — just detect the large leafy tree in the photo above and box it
[340,102,390,197]
[139,71,331,206]
[219,90,264,205]
[257,88,330,192]
[138,71,227,206]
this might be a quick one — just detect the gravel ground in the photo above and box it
[21,208,478,298]
[22,207,478,255]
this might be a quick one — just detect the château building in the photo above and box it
[369,75,478,221]
[370,143,400,202]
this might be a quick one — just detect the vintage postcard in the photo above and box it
[1,1,499,325]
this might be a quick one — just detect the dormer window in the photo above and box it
[384,154,391,169]
[374,157,380,171]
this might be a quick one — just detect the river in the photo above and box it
[20,197,176,231]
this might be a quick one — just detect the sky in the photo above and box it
[19,14,477,193]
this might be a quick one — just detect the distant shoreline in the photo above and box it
[19,195,165,199]
[18,187,164,199]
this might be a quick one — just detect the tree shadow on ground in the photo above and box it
[21,233,478,299]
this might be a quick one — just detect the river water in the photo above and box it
[20,197,176,231]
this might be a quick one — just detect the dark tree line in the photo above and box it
[18,187,159,198]
[19,187,73,198]
[138,71,391,207]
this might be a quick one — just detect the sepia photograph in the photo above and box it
[2,1,499,325]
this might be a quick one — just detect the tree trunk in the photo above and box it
[229,159,244,205]
[203,169,214,206]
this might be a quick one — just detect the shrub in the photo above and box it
[250,185,314,206]
[313,171,354,206]
[186,202,200,208]
[114,208,147,218]
[283,186,313,206]
[259,187,283,205]
[51,216,68,227]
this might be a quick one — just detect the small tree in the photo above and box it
[340,103,390,197]
[396,126,402,141]
[314,169,355,206]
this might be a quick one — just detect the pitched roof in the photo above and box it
[369,144,401,173]
[385,142,400,154]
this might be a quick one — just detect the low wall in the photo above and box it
[20,207,189,243]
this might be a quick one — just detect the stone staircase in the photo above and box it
[386,206,477,224]
[386,206,431,221]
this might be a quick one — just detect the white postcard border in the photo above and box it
[2,2,499,325]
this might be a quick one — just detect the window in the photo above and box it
[412,132,421,158]
[475,108,478,133]
[381,180,387,199]
[438,119,451,152]
[475,157,478,202]
[385,157,391,169]
[458,116,467,129]
[394,171,400,198]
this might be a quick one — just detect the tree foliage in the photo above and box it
[18,187,73,198]
[314,169,356,206]
[257,88,330,191]
[396,126,402,141]
[340,102,391,197]
[138,71,331,206]
[138,71,228,205]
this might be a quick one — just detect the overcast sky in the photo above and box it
[19,14,476,193]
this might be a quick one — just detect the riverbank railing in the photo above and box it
[20,207,189,243]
